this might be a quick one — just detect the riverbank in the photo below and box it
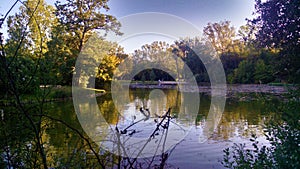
[129,84,293,93]
[129,83,297,101]
[1,84,296,106]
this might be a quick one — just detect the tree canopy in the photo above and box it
[250,0,300,82]
[251,0,300,49]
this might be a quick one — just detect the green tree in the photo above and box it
[220,53,243,78]
[5,0,55,56]
[0,1,55,167]
[233,60,254,84]
[0,1,117,167]
[174,37,219,83]
[254,59,273,83]
[54,0,121,85]
[250,0,300,83]
[251,0,299,49]
[203,21,238,54]
[4,0,58,88]
[237,24,258,56]
[24,0,55,54]
[46,24,75,85]
[75,34,127,88]
[131,41,179,81]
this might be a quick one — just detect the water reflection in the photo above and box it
[97,89,195,158]
[43,89,274,168]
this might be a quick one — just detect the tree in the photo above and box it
[237,24,258,56]
[203,21,238,54]
[251,0,300,49]
[174,37,221,83]
[24,0,55,54]
[6,0,55,56]
[131,41,180,81]
[232,60,254,84]
[53,0,122,85]
[0,1,55,167]
[254,59,274,83]
[4,0,58,88]
[0,0,119,167]
[251,0,300,83]
[220,53,243,77]
[73,34,127,88]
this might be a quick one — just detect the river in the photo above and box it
[44,88,277,168]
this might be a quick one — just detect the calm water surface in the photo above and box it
[46,88,275,168]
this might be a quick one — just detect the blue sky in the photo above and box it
[0,0,256,53]
[107,0,255,30]
[106,0,256,52]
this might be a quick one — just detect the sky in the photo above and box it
[0,0,256,53]
[107,0,255,29]
[106,0,256,53]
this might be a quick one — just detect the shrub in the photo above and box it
[221,89,300,169]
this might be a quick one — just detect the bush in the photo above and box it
[221,89,300,169]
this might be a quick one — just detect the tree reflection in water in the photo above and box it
[41,89,274,168]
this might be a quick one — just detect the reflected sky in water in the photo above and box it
[44,88,275,168]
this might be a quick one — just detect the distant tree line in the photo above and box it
[131,13,299,84]
[1,0,299,93]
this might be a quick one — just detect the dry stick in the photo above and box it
[115,131,136,168]
[122,118,144,132]
[150,108,171,139]
[116,108,149,153]
[121,109,150,133]
[112,112,135,168]
[64,138,84,168]
[116,126,137,168]
[128,108,172,169]
[159,109,172,169]
[147,124,166,168]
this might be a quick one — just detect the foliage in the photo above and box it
[232,59,255,84]
[229,51,278,84]
[250,0,300,83]
[203,21,242,54]
[251,0,300,49]
[222,89,300,169]
[5,0,55,56]
[173,37,220,83]
[129,41,180,81]
[50,0,122,85]
[254,59,273,83]
[0,0,122,168]
[220,53,243,77]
